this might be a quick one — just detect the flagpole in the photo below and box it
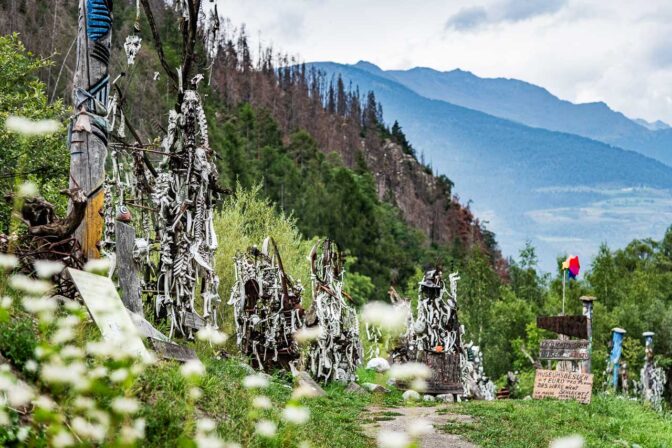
[562,268,566,315]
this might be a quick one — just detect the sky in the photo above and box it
[214,0,672,124]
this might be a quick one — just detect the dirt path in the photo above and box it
[362,405,478,448]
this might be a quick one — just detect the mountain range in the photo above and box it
[310,61,672,271]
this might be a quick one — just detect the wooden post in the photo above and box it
[69,0,113,259]
[115,222,144,316]
[610,327,626,391]
[580,296,596,374]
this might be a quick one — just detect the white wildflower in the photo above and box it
[111,397,140,415]
[33,260,64,278]
[0,373,11,390]
[110,369,129,383]
[60,345,84,359]
[362,301,407,332]
[180,359,205,379]
[51,327,75,345]
[550,435,585,448]
[408,418,433,437]
[22,296,58,314]
[294,326,323,343]
[11,274,52,296]
[243,374,269,389]
[282,405,310,425]
[58,314,81,328]
[24,360,37,372]
[52,429,75,448]
[197,325,228,345]
[377,429,411,448]
[88,366,108,379]
[71,416,106,442]
[252,395,272,409]
[7,382,34,407]
[0,410,9,426]
[189,387,203,400]
[388,362,432,381]
[6,116,60,136]
[255,419,277,438]
[73,396,95,410]
[196,417,217,433]
[41,361,88,389]
[83,258,111,274]
[16,426,29,442]
[0,296,12,309]
[120,418,145,443]
[195,434,225,448]
[86,341,116,358]
[0,254,18,270]
[34,395,56,411]
[410,378,428,392]
[17,181,39,198]
[64,301,82,312]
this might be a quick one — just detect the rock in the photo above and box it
[436,394,455,403]
[403,390,421,401]
[294,371,327,397]
[345,382,368,395]
[366,357,390,373]
[423,394,436,402]
[523,395,532,400]
[362,382,390,394]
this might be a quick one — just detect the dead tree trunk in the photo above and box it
[68,0,113,259]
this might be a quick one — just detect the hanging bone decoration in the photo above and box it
[388,287,417,364]
[305,240,363,383]
[152,89,221,339]
[637,332,667,411]
[229,237,305,371]
[461,339,496,400]
[413,269,461,355]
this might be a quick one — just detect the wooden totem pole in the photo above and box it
[69,0,113,259]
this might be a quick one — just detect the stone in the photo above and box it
[345,382,368,395]
[362,382,390,394]
[403,390,421,401]
[436,394,455,403]
[366,357,390,373]
[295,370,327,397]
[423,394,436,402]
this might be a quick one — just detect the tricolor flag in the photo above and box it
[562,255,580,279]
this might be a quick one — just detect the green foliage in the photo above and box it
[0,34,68,232]
[0,315,37,374]
[443,394,672,448]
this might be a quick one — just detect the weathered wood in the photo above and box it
[67,268,151,362]
[540,339,590,360]
[149,338,198,363]
[69,0,112,259]
[25,189,87,239]
[115,222,143,316]
[537,315,588,339]
[418,351,463,395]
[183,311,206,330]
[533,369,593,404]
[128,311,169,342]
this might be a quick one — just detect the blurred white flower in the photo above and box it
[120,422,144,445]
[110,369,129,383]
[52,429,75,448]
[243,374,269,389]
[64,301,82,312]
[195,434,225,448]
[377,430,410,448]
[410,378,428,392]
[0,410,9,426]
[111,397,140,415]
[34,260,64,278]
[24,360,37,372]
[282,405,310,425]
[189,387,204,400]
[17,181,38,198]
[6,116,60,136]
[11,275,52,296]
[550,435,585,448]
[362,302,407,332]
[33,395,56,411]
[16,426,29,442]
[294,326,323,343]
[58,315,82,328]
[181,360,206,378]
[7,381,34,407]
[86,341,117,358]
[197,418,217,433]
[0,254,18,270]
[22,296,57,314]
[83,258,111,274]
[252,395,272,409]
[51,327,75,345]
[41,361,88,389]
[408,419,433,437]
[292,384,321,399]
[255,419,277,438]
[389,362,432,381]
[73,396,95,410]
[197,325,228,345]
[60,345,84,359]
[88,366,108,379]
[71,416,107,442]
[0,296,12,309]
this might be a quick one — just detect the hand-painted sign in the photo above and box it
[539,339,590,360]
[533,369,593,404]
[537,316,588,339]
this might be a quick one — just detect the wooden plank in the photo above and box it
[418,351,463,395]
[537,315,588,339]
[149,338,198,363]
[116,222,144,315]
[128,311,170,342]
[539,339,590,360]
[533,369,593,404]
[67,268,151,362]
[183,311,206,330]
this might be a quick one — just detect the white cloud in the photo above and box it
[215,0,672,123]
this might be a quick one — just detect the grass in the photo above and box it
[439,394,672,448]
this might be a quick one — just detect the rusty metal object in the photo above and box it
[537,315,588,339]
[229,237,304,371]
[305,239,362,383]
